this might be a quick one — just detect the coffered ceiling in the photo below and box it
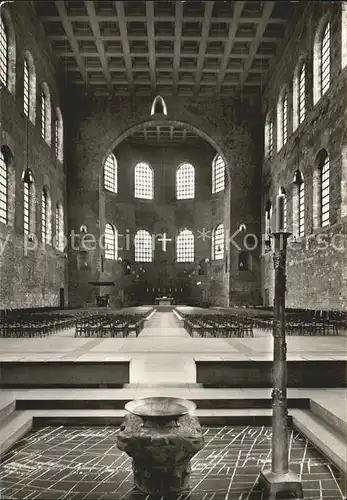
[35,1,298,98]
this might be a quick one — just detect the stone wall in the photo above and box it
[65,93,262,308]
[0,2,66,309]
[261,2,347,310]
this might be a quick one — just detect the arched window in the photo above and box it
[176,229,194,262]
[298,63,306,125]
[212,154,225,193]
[55,202,64,251]
[212,224,224,260]
[316,150,330,227]
[105,223,118,260]
[176,163,195,200]
[41,188,52,244]
[0,10,15,93]
[0,14,8,87]
[150,95,168,116]
[282,92,288,145]
[277,89,288,150]
[293,60,306,131]
[293,170,305,238]
[135,230,152,262]
[0,148,8,224]
[314,20,330,104]
[134,162,153,199]
[41,83,51,145]
[54,107,63,162]
[24,182,31,235]
[23,52,36,123]
[264,114,274,159]
[103,153,117,193]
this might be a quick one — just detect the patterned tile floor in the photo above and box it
[0,426,345,500]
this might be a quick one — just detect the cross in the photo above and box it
[158,233,172,252]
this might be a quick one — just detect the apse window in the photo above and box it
[135,230,153,262]
[105,223,118,260]
[176,163,195,200]
[0,149,8,224]
[212,154,225,193]
[212,223,224,260]
[104,153,117,193]
[0,15,8,87]
[134,162,153,199]
[176,229,194,263]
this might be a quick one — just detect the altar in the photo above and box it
[155,296,174,306]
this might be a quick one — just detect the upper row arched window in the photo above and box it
[0,9,63,162]
[265,16,338,157]
[103,156,226,198]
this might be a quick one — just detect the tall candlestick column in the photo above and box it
[258,230,303,499]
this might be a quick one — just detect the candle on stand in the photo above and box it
[276,189,285,232]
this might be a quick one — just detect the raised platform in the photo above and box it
[195,358,347,388]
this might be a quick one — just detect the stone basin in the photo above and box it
[117,397,204,494]
[125,396,196,419]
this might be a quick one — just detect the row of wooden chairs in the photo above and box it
[183,313,254,338]
[253,312,342,336]
[74,313,145,338]
[0,314,76,338]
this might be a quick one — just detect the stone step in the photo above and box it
[0,394,16,423]
[310,397,347,437]
[15,397,309,410]
[0,411,33,455]
[291,409,347,475]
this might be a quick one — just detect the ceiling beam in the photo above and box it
[193,1,214,96]
[114,1,134,95]
[238,1,276,88]
[40,15,288,24]
[172,1,184,95]
[54,1,89,88]
[145,1,156,95]
[215,1,244,93]
[85,1,112,92]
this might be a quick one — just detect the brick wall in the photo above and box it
[65,93,262,308]
[0,2,66,309]
[261,2,347,310]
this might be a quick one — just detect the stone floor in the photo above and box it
[0,425,345,499]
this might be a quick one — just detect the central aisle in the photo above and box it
[139,309,190,337]
[130,310,195,385]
